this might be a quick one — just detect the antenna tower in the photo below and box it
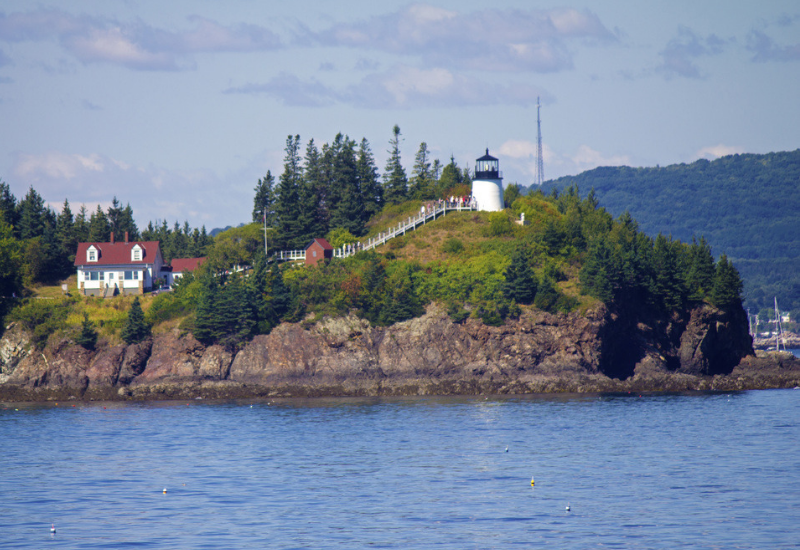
[535,96,544,186]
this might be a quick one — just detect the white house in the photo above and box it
[74,232,165,297]
[164,257,206,287]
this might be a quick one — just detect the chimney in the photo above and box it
[125,231,129,244]
[110,232,115,244]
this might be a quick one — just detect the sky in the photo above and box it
[0,0,798,230]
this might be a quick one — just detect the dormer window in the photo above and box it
[132,245,142,262]
[87,246,98,262]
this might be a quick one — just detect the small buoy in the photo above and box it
[566,504,571,512]
[530,477,535,487]
[505,446,509,452]
[163,488,167,494]
[51,524,56,534]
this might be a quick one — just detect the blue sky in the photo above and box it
[1,1,798,229]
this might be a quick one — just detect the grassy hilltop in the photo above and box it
[6,188,746,354]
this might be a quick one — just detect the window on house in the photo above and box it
[109,273,114,280]
[89,272,100,281]
[132,248,142,261]
[124,271,140,280]
[88,250,96,261]
[84,272,90,281]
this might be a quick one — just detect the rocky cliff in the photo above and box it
[1,304,797,402]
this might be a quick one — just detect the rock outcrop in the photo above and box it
[1,303,796,402]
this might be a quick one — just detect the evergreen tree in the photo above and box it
[118,203,139,240]
[193,272,222,345]
[437,156,462,195]
[651,234,687,311]
[56,199,75,263]
[297,139,326,240]
[106,197,123,236]
[383,125,408,204]
[409,142,434,199]
[252,170,277,226]
[534,276,560,313]
[0,180,18,233]
[503,247,537,304]
[17,186,47,240]
[74,205,90,243]
[269,264,291,321]
[329,135,364,236]
[75,313,98,350]
[710,254,744,310]
[275,135,305,249]
[686,236,715,301]
[0,213,22,300]
[121,297,151,344]
[88,205,111,242]
[358,138,383,222]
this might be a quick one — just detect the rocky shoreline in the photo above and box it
[2,304,799,403]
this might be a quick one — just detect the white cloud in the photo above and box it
[0,9,281,71]
[315,5,615,74]
[14,151,105,180]
[227,65,546,108]
[695,144,745,160]
[571,145,630,169]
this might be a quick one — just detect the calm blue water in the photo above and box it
[1,390,799,549]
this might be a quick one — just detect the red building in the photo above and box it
[305,238,333,267]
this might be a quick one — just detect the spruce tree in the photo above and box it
[503,248,537,305]
[710,254,744,310]
[75,313,98,350]
[121,297,151,344]
[358,138,383,222]
[74,205,90,243]
[88,205,111,242]
[275,135,305,249]
[252,170,277,225]
[329,135,364,236]
[107,197,123,236]
[0,180,18,232]
[410,142,434,200]
[383,125,408,204]
[17,186,47,240]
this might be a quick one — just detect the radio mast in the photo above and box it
[535,96,544,186]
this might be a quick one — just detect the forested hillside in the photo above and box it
[543,150,800,315]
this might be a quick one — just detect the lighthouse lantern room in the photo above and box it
[471,149,504,212]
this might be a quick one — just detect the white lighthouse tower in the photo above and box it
[471,149,504,211]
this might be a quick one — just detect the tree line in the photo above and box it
[253,126,475,250]
[543,149,800,313]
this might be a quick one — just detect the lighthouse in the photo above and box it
[471,149,504,211]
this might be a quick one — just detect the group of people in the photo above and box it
[419,196,477,215]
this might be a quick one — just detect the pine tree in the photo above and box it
[17,186,47,240]
[409,142,434,200]
[121,297,151,344]
[252,170,277,225]
[297,139,326,241]
[74,205,90,243]
[0,213,22,300]
[75,313,98,350]
[503,247,537,305]
[710,254,744,310]
[275,135,305,249]
[56,199,75,263]
[88,205,111,242]
[358,138,383,222]
[0,180,18,233]
[329,135,364,236]
[118,204,139,240]
[686,236,715,301]
[437,156,462,195]
[193,273,222,345]
[383,125,408,204]
[107,197,123,237]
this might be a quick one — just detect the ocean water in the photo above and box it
[1,390,798,549]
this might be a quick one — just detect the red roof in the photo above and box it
[170,257,206,273]
[74,241,162,267]
[305,238,333,251]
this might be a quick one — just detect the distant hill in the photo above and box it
[543,150,800,314]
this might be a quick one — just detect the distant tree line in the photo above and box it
[543,150,800,313]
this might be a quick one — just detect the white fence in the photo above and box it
[276,200,476,262]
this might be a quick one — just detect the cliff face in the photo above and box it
[0,303,792,402]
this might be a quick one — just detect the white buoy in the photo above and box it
[163,488,167,494]
[505,446,509,452]
[566,503,571,512]
[51,524,56,534]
